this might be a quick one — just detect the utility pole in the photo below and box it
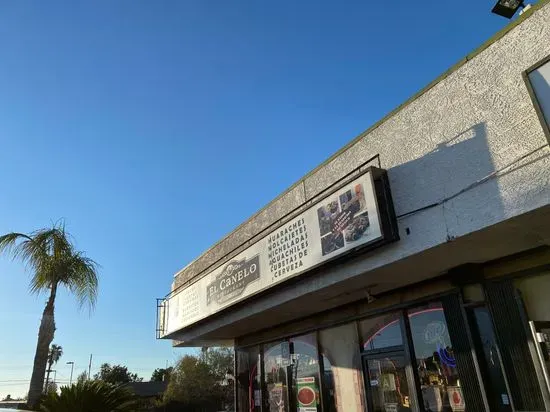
[44,369,50,392]
[88,354,93,380]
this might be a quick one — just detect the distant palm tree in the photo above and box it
[0,223,99,408]
[44,344,63,390]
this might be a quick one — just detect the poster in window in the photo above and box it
[447,386,465,411]
[296,377,319,412]
[268,383,287,412]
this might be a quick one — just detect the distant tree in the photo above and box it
[203,347,233,380]
[163,355,216,409]
[163,348,233,411]
[44,344,63,390]
[94,363,142,385]
[76,371,88,385]
[0,224,99,408]
[151,367,173,382]
[204,347,234,410]
[2,394,12,401]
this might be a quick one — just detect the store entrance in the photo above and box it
[363,351,412,412]
[263,334,322,412]
[466,305,512,412]
[359,302,470,412]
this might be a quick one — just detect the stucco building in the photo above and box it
[158,2,550,411]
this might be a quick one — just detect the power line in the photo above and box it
[396,143,550,219]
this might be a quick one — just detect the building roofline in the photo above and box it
[173,0,549,281]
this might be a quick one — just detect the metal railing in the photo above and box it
[156,298,167,339]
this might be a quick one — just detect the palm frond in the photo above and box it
[0,232,34,263]
[0,224,100,310]
[63,252,99,312]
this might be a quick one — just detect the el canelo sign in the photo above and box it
[206,255,260,305]
[162,167,398,337]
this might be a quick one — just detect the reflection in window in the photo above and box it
[263,341,288,412]
[262,336,322,412]
[290,334,321,412]
[319,323,365,411]
[236,346,261,412]
[359,312,403,351]
[408,303,466,412]
[366,354,411,412]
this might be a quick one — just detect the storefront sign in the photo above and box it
[162,168,397,336]
[206,255,260,305]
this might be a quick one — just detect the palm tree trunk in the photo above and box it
[27,282,57,409]
[44,358,53,392]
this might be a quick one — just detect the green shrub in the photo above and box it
[39,380,137,412]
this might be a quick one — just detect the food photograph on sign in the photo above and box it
[317,183,370,256]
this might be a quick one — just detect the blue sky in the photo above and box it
[0,0,510,399]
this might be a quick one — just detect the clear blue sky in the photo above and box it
[0,0,511,399]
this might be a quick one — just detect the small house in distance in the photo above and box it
[121,381,167,411]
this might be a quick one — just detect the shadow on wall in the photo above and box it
[387,122,506,240]
[233,121,548,412]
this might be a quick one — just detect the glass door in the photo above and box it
[360,311,417,411]
[262,335,322,412]
[407,302,468,412]
[263,341,289,412]
[467,306,513,411]
[363,352,413,412]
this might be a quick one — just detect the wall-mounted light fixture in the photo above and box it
[492,0,525,19]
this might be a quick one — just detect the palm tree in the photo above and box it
[0,223,99,408]
[44,344,63,391]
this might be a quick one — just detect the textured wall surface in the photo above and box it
[172,2,550,293]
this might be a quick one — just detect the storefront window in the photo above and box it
[262,335,322,412]
[408,303,466,412]
[264,341,289,412]
[319,323,365,412]
[365,353,412,412]
[360,312,411,412]
[289,334,322,412]
[236,346,261,412]
[515,273,550,395]
[359,312,403,351]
